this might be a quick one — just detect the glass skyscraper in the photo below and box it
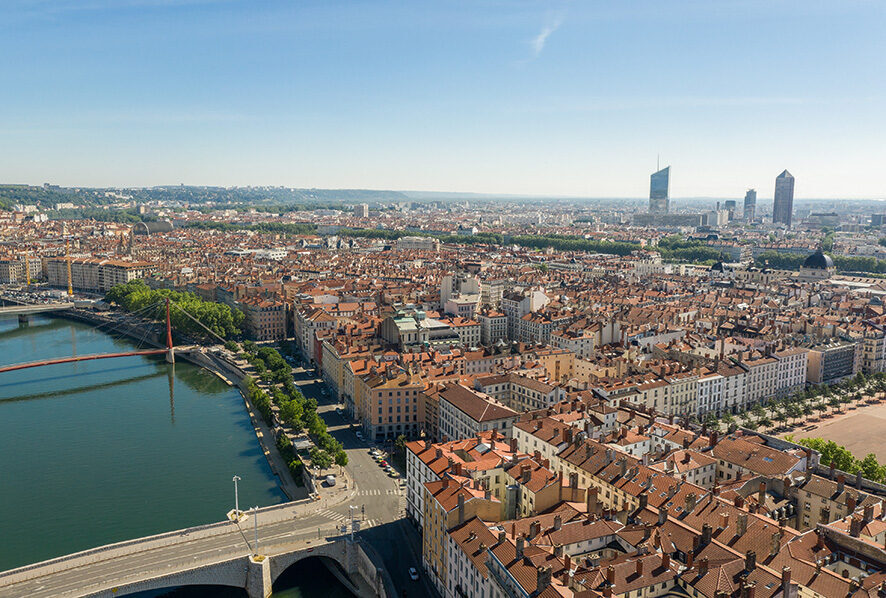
[743,189,756,222]
[773,170,794,227]
[649,166,670,214]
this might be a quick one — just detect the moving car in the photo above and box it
[409,567,419,581]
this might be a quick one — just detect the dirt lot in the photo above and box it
[783,401,886,462]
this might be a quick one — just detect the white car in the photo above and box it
[325,475,336,486]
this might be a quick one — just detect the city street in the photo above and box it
[291,364,438,598]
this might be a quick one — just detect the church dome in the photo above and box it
[803,249,834,270]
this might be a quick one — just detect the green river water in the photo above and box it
[0,315,351,596]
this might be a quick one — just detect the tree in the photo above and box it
[774,409,788,429]
[828,395,842,414]
[309,447,334,471]
[858,453,884,482]
[394,434,408,457]
[334,450,349,467]
[796,438,857,473]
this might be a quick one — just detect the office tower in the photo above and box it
[743,189,757,222]
[648,166,670,214]
[354,203,369,218]
[724,200,737,220]
[773,170,794,227]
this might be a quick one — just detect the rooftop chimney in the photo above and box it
[516,535,525,559]
[781,566,792,594]
[554,515,562,531]
[636,558,644,576]
[685,492,697,512]
[848,493,857,512]
[662,553,670,570]
[658,506,669,526]
[606,565,615,585]
[837,474,845,494]
[864,503,874,525]
[535,566,551,594]
[457,493,465,525]
[745,550,756,572]
[850,516,862,537]
[829,461,836,479]
[736,513,748,537]
[719,512,730,531]
[699,557,709,577]
[742,580,756,598]
[856,470,864,489]
[701,523,713,546]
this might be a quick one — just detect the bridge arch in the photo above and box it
[269,540,352,585]
[81,556,254,598]
[119,584,247,597]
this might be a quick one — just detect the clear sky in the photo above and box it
[1,0,884,199]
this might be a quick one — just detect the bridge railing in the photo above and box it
[0,500,312,587]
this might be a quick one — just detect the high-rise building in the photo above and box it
[743,189,757,222]
[723,200,737,220]
[773,170,795,227]
[354,203,369,218]
[648,166,670,214]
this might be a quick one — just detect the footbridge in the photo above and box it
[0,502,391,598]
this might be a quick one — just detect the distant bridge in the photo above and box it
[0,302,75,317]
[0,502,389,598]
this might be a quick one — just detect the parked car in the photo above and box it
[379,460,388,468]
[409,567,419,581]
[325,475,336,486]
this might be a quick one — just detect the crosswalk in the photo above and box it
[316,508,379,529]
[355,489,399,496]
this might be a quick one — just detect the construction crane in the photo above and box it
[65,240,73,296]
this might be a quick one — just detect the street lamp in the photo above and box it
[252,506,259,556]
[232,475,241,516]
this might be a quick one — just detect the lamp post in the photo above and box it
[232,475,241,516]
[252,506,259,556]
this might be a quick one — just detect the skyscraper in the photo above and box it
[773,170,794,227]
[649,166,670,214]
[743,189,757,222]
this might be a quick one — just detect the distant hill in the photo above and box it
[0,184,411,210]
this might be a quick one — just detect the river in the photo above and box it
[0,315,350,596]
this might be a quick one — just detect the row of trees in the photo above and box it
[704,371,885,435]
[105,280,244,339]
[185,221,318,236]
[788,436,886,484]
[238,344,348,470]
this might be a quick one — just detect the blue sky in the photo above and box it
[1,0,884,198]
